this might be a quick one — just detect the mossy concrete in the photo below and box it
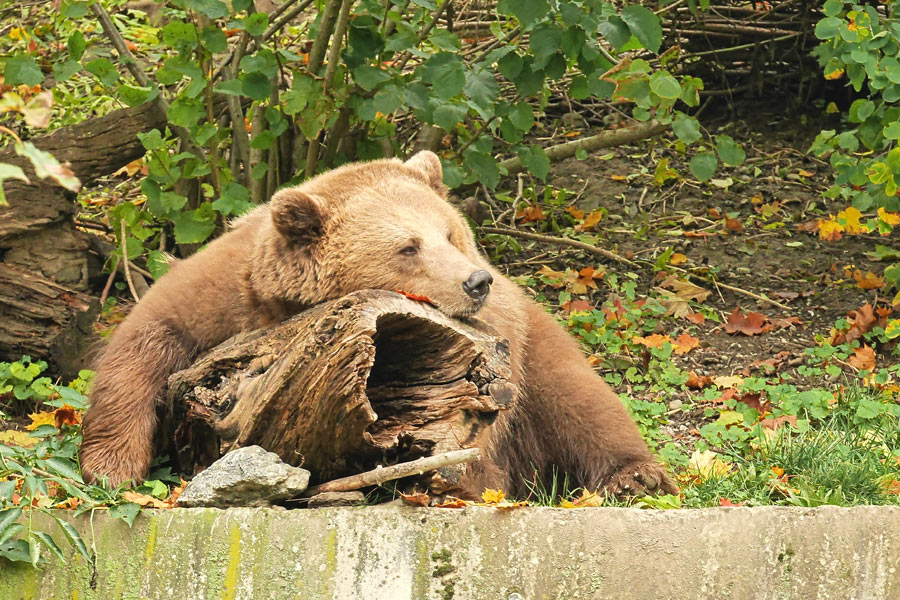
[2,505,899,599]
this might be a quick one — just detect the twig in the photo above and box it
[498,121,668,176]
[99,256,119,306]
[304,448,482,495]
[479,226,637,268]
[120,220,141,302]
[89,2,201,157]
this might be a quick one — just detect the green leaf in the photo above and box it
[502,0,549,27]
[0,163,30,205]
[517,145,550,180]
[353,65,392,91]
[432,102,467,131]
[119,84,158,107]
[109,503,141,527]
[242,72,272,101]
[32,532,65,562]
[212,182,253,216]
[649,71,681,99]
[166,97,204,129]
[52,60,81,82]
[244,12,269,37]
[51,515,91,563]
[68,30,86,61]
[60,2,89,18]
[497,52,523,80]
[884,122,900,140]
[715,135,746,166]
[620,5,662,53]
[420,53,466,99]
[0,507,23,538]
[0,523,25,547]
[4,55,43,86]
[690,152,717,181]
[464,68,499,109]
[172,207,217,244]
[0,539,32,563]
[232,0,252,9]
[597,16,631,50]
[509,101,534,131]
[147,250,171,280]
[815,16,842,40]
[182,0,229,18]
[14,142,81,192]
[42,457,84,483]
[85,58,119,87]
[464,149,501,189]
[200,26,228,54]
[214,79,246,96]
[529,23,562,67]
[138,129,164,151]
[672,114,701,144]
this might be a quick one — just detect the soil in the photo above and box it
[478,105,899,427]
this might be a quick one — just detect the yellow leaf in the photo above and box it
[0,429,37,447]
[878,207,900,226]
[824,68,845,80]
[481,488,505,504]
[26,411,56,431]
[713,375,744,389]
[688,450,733,478]
[818,217,843,241]
[670,253,687,265]
[837,206,863,234]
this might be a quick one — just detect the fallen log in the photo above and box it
[163,290,515,496]
[0,263,99,376]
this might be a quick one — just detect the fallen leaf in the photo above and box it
[573,490,603,507]
[400,491,431,507]
[565,206,584,220]
[713,375,744,389]
[394,290,435,305]
[735,392,770,415]
[831,302,878,344]
[122,491,168,509]
[670,253,687,266]
[53,405,81,428]
[26,411,56,431]
[0,430,37,447]
[719,498,743,507]
[435,497,468,508]
[877,207,900,226]
[837,206,864,234]
[562,299,593,313]
[632,334,671,349]
[575,210,603,231]
[848,345,876,371]
[853,270,885,290]
[684,312,706,324]
[686,371,713,389]
[481,488,505,504]
[724,217,743,232]
[660,275,711,302]
[516,204,545,223]
[724,309,769,336]
[672,333,699,355]
[818,217,843,241]
[573,266,604,291]
[688,450,733,478]
[760,415,797,430]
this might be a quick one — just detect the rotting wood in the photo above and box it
[163,290,515,496]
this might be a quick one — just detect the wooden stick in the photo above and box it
[120,219,140,302]
[305,448,481,495]
[498,121,668,176]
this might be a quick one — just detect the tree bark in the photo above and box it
[162,290,515,496]
[0,263,99,376]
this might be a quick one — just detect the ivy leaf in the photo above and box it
[620,5,662,54]
[715,135,746,166]
[4,55,43,86]
[690,152,717,181]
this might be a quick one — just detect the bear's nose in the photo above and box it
[462,269,493,301]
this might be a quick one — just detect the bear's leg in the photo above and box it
[80,320,193,486]
[497,303,677,498]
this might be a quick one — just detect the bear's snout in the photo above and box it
[462,269,493,302]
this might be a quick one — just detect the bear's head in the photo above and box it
[263,151,493,318]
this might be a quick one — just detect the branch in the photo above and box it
[479,226,638,268]
[498,120,668,176]
[304,448,482,495]
[89,2,202,157]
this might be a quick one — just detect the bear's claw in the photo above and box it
[602,461,678,498]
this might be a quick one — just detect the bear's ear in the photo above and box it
[269,188,326,245]
[404,151,445,193]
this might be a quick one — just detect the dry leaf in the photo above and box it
[853,270,885,290]
[632,334,671,349]
[435,497,468,508]
[660,275,711,302]
[684,312,706,324]
[400,491,431,507]
[713,375,744,389]
[575,210,603,231]
[848,345,876,371]
[0,430,37,447]
[724,309,768,336]
[122,491,168,509]
[394,290,436,305]
[672,333,699,355]
[688,450,732,478]
[26,411,56,431]
[481,488,505,504]
[686,371,713,389]
[53,405,81,428]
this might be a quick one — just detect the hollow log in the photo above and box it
[163,290,515,496]
[0,263,99,376]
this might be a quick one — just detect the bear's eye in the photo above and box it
[399,244,419,256]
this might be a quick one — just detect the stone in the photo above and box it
[176,446,310,508]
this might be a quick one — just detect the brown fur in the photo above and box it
[80,152,677,497]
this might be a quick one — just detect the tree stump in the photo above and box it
[163,290,515,495]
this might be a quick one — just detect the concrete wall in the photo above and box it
[2,505,898,600]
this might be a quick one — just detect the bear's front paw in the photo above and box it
[602,461,678,498]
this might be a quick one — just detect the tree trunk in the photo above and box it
[162,290,515,496]
[0,263,99,376]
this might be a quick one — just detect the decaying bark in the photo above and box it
[0,263,99,375]
[163,290,515,495]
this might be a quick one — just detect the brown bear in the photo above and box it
[80,151,677,498]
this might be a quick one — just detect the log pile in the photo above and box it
[162,290,516,496]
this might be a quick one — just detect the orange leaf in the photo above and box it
[724,217,743,232]
[724,309,768,336]
[853,270,885,290]
[670,253,687,266]
[575,210,603,231]
[435,497,468,508]
[562,299,593,313]
[565,206,584,220]
[672,333,699,355]
[610,174,627,181]
[515,204,545,223]
[686,371,713,389]
[632,334,672,349]
[848,345,876,371]
[818,217,843,241]
[719,498,743,507]
[684,312,706,324]
[760,415,797,430]
[394,290,436,305]
[399,491,431,507]
[53,405,81,428]
[122,491,168,509]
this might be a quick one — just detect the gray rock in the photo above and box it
[177,446,310,508]
[306,491,366,508]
